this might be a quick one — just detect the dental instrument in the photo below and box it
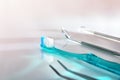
[40,36,120,75]
[49,60,97,80]
[61,27,120,55]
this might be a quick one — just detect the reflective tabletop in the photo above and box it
[0,30,120,80]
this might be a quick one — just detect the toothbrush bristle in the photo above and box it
[40,36,54,48]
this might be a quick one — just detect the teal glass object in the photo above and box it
[40,37,120,75]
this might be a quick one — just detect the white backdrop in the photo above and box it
[0,0,120,38]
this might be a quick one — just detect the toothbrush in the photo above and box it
[40,36,120,75]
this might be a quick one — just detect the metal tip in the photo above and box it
[61,27,71,39]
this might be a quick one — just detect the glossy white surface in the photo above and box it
[0,30,120,80]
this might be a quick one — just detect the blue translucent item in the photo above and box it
[40,37,120,75]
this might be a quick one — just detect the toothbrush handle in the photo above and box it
[55,48,120,75]
[81,54,120,75]
[55,47,120,75]
[41,45,120,75]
